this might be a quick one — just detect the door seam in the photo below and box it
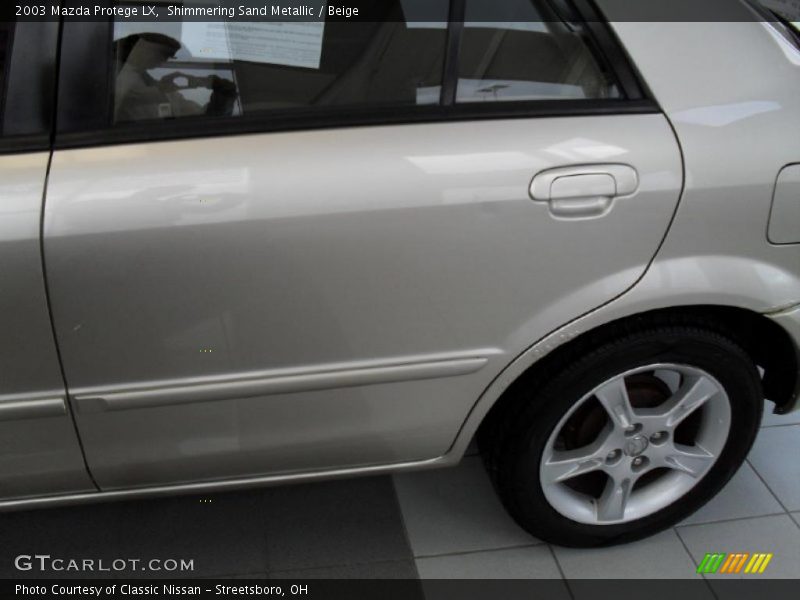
[39,13,101,493]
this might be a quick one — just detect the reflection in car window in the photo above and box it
[457,0,621,103]
[111,0,448,123]
[113,31,239,121]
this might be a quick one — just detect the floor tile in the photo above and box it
[416,546,563,579]
[748,425,800,511]
[271,560,419,579]
[393,457,535,557]
[761,401,800,427]
[681,462,783,525]
[677,514,800,579]
[554,529,700,579]
[0,490,271,578]
[261,476,412,572]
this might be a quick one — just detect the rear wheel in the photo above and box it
[482,326,763,547]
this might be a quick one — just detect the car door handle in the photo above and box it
[529,164,639,218]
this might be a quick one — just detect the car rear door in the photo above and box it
[0,22,95,502]
[44,0,683,490]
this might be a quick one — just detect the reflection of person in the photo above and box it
[114,33,237,122]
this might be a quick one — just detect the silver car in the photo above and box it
[1,0,798,547]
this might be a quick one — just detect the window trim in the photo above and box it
[54,98,656,149]
[570,0,653,102]
[440,0,465,106]
[54,1,659,151]
[0,22,60,154]
[56,19,114,137]
[749,0,800,48]
[0,22,15,132]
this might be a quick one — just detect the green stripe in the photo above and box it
[696,554,714,574]
[709,553,727,574]
[697,553,726,574]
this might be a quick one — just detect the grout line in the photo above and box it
[677,510,788,530]
[760,422,800,429]
[673,527,720,600]
[745,458,792,515]
[414,541,543,560]
[546,543,576,600]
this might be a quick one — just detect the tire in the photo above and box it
[481,325,763,547]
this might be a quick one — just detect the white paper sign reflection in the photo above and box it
[182,22,325,69]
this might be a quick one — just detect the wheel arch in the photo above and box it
[455,304,799,457]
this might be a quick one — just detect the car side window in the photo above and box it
[0,23,12,127]
[457,0,621,103]
[111,0,448,124]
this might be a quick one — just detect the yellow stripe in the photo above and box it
[734,553,750,574]
[749,554,766,573]
[720,553,737,573]
[758,553,773,574]
[744,554,760,574]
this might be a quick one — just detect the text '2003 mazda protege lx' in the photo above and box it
[1,0,799,547]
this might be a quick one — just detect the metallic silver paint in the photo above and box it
[44,115,681,489]
[1,15,798,508]
[74,350,497,413]
[451,16,800,462]
[530,163,639,201]
[0,153,95,499]
[529,163,639,219]
[0,395,66,421]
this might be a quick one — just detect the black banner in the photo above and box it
[5,579,800,600]
[5,0,800,23]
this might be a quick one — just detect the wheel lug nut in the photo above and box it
[624,423,643,436]
[632,457,643,466]
[650,431,667,443]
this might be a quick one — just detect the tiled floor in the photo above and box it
[397,402,800,582]
[0,404,797,584]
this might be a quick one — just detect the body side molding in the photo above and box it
[0,395,67,421]
[73,349,501,413]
